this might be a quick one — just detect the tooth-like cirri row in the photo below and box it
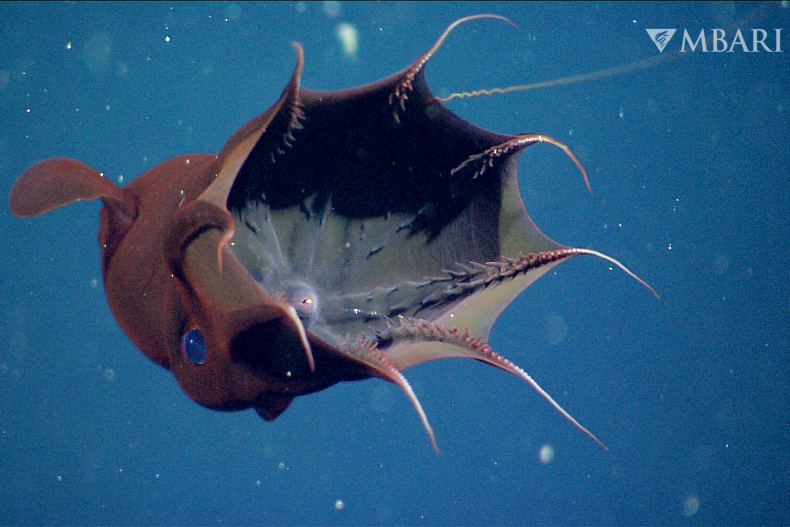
[319,251,567,326]
[340,333,439,453]
[375,316,610,450]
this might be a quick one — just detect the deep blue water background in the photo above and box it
[1,2,789,525]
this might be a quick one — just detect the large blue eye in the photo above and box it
[181,328,206,365]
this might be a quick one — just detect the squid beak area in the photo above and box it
[173,222,317,384]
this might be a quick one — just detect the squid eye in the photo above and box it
[181,328,206,365]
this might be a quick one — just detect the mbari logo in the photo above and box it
[646,29,676,53]
[646,28,783,53]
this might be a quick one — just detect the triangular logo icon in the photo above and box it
[646,29,677,53]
